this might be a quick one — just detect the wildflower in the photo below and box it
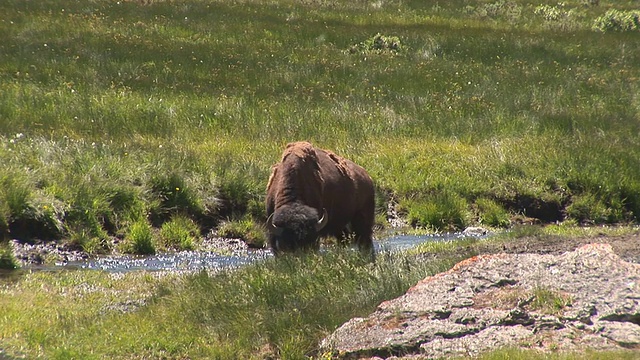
[175,187,180,192]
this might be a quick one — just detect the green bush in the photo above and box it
[534,4,566,21]
[349,33,405,55]
[465,0,522,20]
[593,9,640,32]
[120,220,155,255]
[105,186,147,229]
[0,199,10,240]
[159,215,200,251]
[64,185,112,240]
[533,4,582,31]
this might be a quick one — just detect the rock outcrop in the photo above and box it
[321,243,640,358]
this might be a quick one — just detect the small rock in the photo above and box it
[462,227,489,237]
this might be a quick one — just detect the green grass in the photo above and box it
[2,238,637,359]
[159,214,201,251]
[472,348,639,360]
[0,250,457,359]
[1,1,640,356]
[1,0,640,244]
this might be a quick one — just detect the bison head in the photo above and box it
[267,203,328,254]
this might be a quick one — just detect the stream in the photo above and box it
[26,232,482,273]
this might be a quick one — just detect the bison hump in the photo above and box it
[282,141,317,162]
[326,151,351,178]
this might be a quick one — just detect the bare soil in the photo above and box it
[419,230,640,265]
[473,232,640,263]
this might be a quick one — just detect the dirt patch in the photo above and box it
[423,231,640,265]
[474,232,640,263]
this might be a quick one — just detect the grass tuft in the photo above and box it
[120,220,155,255]
[159,214,200,251]
[0,243,18,270]
[403,190,470,231]
[217,218,268,248]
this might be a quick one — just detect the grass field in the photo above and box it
[1,0,640,251]
[0,1,639,357]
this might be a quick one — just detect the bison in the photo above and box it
[265,141,375,255]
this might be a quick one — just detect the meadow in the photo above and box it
[1,0,640,358]
[1,0,640,254]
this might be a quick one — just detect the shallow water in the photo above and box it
[25,232,483,274]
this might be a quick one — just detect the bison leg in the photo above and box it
[351,209,375,256]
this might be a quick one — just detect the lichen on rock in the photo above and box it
[321,243,640,359]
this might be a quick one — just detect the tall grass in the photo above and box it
[0,250,458,359]
[1,0,639,242]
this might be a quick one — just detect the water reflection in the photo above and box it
[56,249,272,273]
[18,232,486,274]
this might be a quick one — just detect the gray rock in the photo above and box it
[321,243,640,358]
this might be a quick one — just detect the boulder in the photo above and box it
[321,243,640,358]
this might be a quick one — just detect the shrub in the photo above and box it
[534,4,565,21]
[533,4,582,31]
[466,0,521,20]
[593,9,640,32]
[159,215,200,251]
[105,186,147,230]
[120,220,155,255]
[216,175,254,219]
[0,200,10,240]
[64,185,112,240]
[349,33,405,55]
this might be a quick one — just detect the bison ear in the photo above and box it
[266,213,284,236]
[315,208,329,231]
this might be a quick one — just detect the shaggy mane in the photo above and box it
[282,141,316,162]
[325,150,351,178]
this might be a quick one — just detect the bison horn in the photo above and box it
[316,208,329,231]
[266,213,284,236]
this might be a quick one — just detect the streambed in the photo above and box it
[35,232,481,273]
[6,230,489,275]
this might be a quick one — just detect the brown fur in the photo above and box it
[266,141,375,255]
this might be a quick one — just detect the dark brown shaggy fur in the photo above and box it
[266,141,375,255]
